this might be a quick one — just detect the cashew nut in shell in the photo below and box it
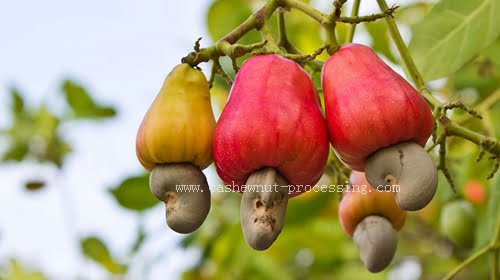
[365,142,438,211]
[150,163,210,234]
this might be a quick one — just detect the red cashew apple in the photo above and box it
[136,63,215,233]
[322,43,437,211]
[213,54,329,250]
[339,171,406,272]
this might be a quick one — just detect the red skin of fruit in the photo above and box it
[339,171,406,237]
[463,180,486,205]
[213,54,329,197]
[321,43,434,171]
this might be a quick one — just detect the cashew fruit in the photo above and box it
[213,54,329,250]
[440,200,476,248]
[214,54,329,192]
[136,63,215,233]
[322,43,437,211]
[136,63,215,171]
[339,171,406,236]
[339,171,406,272]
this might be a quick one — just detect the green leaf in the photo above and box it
[24,180,46,191]
[129,226,146,255]
[94,106,117,118]
[206,0,260,44]
[365,20,397,63]
[109,173,159,211]
[62,80,96,116]
[61,80,117,119]
[9,88,24,115]
[2,143,29,162]
[475,174,500,249]
[409,0,500,81]
[283,9,323,55]
[1,259,47,280]
[483,39,500,66]
[452,57,500,97]
[80,236,126,274]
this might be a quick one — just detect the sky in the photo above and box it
[0,0,412,279]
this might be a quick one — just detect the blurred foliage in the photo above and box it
[62,81,117,119]
[109,173,159,211]
[1,80,116,169]
[1,0,499,279]
[80,237,127,275]
[408,0,500,81]
[0,260,47,280]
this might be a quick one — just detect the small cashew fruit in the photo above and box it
[463,180,487,205]
[339,171,406,272]
[322,43,437,211]
[214,55,329,250]
[136,63,215,233]
[440,200,476,248]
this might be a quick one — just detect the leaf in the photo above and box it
[452,57,500,97]
[24,180,46,191]
[1,259,47,280]
[474,174,500,249]
[365,20,397,63]
[80,236,126,274]
[109,173,159,211]
[206,0,260,44]
[283,8,323,55]
[2,143,29,162]
[61,80,117,119]
[9,88,24,115]
[129,226,146,255]
[62,80,96,116]
[94,106,117,118]
[483,38,500,66]
[409,0,500,81]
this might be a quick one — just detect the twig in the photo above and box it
[346,0,361,43]
[339,5,399,24]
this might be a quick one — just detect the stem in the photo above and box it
[277,8,288,48]
[223,0,279,44]
[259,19,282,53]
[182,0,280,65]
[492,250,498,280]
[325,21,340,53]
[323,1,346,54]
[281,0,338,53]
[442,212,500,280]
[493,215,500,280]
[376,0,425,88]
[281,0,328,24]
[377,0,441,109]
[339,7,398,24]
[346,0,361,43]
[446,122,500,154]
[442,245,491,280]
[457,90,500,124]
